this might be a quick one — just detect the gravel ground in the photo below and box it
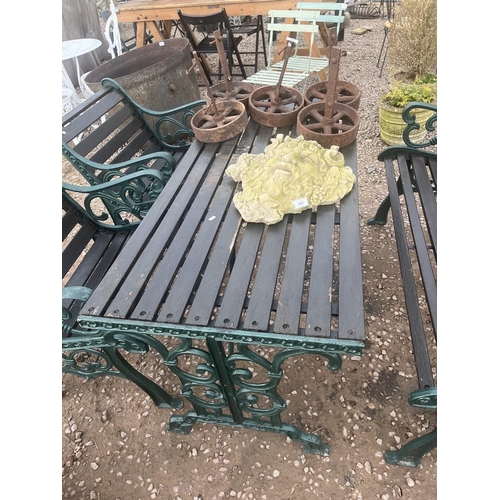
[62,13,438,500]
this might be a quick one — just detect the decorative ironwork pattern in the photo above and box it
[402,102,437,149]
[77,317,365,355]
[101,78,206,151]
[64,321,364,454]
[62,169,168,228]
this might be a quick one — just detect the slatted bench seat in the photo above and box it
[368,101,437,467]
[62,189,182,408]
[62,80,205,404]
[62,77,205,190]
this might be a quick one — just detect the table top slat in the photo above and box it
[185,205,242,326]
[129,138,240,320]
[338,142,365,341]
[82,140,209,315]
[214,222,265,329]
[155,175,238,323]
[243,220,288,332]
[273,210,312,335]
[305,205,337,338]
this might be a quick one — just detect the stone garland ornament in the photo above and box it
[225,135,356,225]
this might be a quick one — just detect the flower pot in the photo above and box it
[378,100,434,146]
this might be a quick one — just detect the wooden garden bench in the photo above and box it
[368,102,437,467]
[62,79,205,401]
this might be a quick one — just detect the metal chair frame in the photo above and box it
[243,10,332,88]
[177,8,247,85]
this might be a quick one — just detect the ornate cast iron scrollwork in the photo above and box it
[69,319,365,454]
[402,102,437,150]
[101,78,205,151]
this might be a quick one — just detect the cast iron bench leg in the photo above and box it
[367,176,403,226]
[384,428,437,468]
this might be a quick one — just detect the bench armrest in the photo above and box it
[62,146,176,187]
[401,101,437,150]
[62,168,167,229]
[101,77,206,151]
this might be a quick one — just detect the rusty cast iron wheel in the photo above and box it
[304,80,361,109]
[210,81,255,109]
[192,100,248,143]
[249,85,304,128]
[296,101,360,148]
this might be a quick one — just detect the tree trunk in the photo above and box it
[62,0,110,86]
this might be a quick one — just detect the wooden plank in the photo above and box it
[273,210,312,335]
[62,221,98,278]
[385,156,434,389]
[81,140,207,315]
[243,220,288,332]
[305,204,336,338]
[62,90,124,143]
[338,141,365,341]
[186,205,241,326]
[412,154,437,254]
[130,136,240,320]
[155,174,238,323]
[214,222,265,329]
[398,153,437,335]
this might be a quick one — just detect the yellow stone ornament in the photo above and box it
[225,135,356,224]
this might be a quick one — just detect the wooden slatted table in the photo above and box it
[77,117,365,455]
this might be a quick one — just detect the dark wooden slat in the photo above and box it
[73,104,136,158]
[338,141,365,341]
[398,153,437,335]
[64,231,114,286]
[305,204,336,338]
[243,220,288,332]
[274,210,312,335]
[214,222,264,329]
[62,207,85,241]
[130,137,240,320]
[186,205,241,326]
[429,157,437,188]
[385,156,434,389]
[62,89,124,142]
[62,87,111,126]
[156,175,238,323]
[99,141,220,318]
[88,116,146,164]
[81,140,207,315]
[411,154,437,255]
[62,221,98,278]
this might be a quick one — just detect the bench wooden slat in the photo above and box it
[81,140,207,316]
[274,210,312,335]
[62,89,124,142]
[338,141,364,341]
[385,156,434,389]
[411,154,437,255]
[305,205,337,338]
[62,221,99,278]
[398,153,437,335]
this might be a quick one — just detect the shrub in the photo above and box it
[381,79,437,108]
[387,0,437,80]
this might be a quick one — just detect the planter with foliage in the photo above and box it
[378,77,437,146]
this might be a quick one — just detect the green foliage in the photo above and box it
[387,0,437,80]
[381,80,437,108]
